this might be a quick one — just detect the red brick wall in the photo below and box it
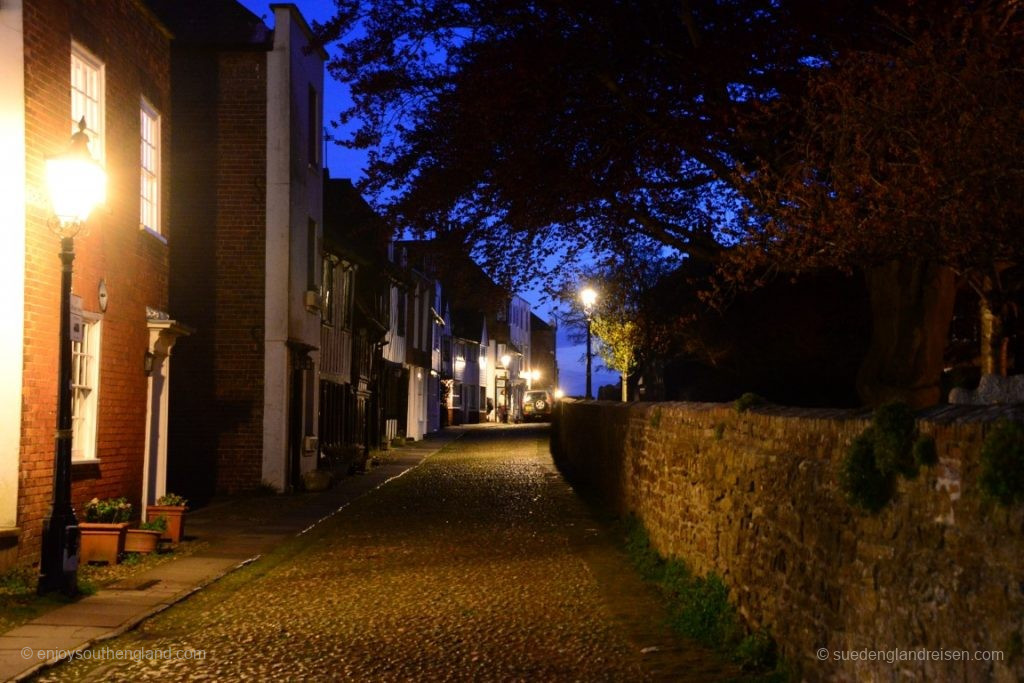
[20,0,171,560]
[167,47,267,500]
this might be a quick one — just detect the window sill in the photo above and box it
[140,225,168,245]
[71,458,100,466]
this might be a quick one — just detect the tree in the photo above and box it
[590,317,641,401]
[316,1,1022,407]
[554,241,670,400]
[728,0,1024,405]
[314,0,880,286]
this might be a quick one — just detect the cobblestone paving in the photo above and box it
[35,426,741,682]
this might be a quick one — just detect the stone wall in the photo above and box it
[552,400,1024,681]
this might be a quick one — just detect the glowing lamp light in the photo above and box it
[46,119,106,227]
[531,369,541,381]
[580,286,598,311]
[580,284,598,400]
[554,388,565,399]
[500,353,512,368]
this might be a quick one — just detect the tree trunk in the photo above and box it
[621,372,629,402]
[856,260,957,408]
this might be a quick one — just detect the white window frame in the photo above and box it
[71,317,101,462]
[139,98,161,236]
[320,255,336,326]
[70,43,104,162]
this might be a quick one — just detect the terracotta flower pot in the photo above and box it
[124,528,162,554]
[145,505,186,543]
[79,522,129,564]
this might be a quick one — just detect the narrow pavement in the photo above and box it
[32,425,741,681]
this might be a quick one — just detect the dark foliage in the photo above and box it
[839,429,892,513]
[871,402,917,478]
[315,0,905,290]
[979,420,1024,506]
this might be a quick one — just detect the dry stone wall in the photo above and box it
[553,400,1024,681]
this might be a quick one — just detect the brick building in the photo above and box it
[0,0,182,567]
[149,0,326,500]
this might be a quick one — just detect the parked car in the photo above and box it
[522,390,555,422]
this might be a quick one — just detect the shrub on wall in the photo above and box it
[838,402,938,513]
[979,420,1024,506]
[838,430,892,512]
[733,392,766,413]
[872,401,917,477]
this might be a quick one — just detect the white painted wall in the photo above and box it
[383,283,406,363]
[406,366,426,440]
[0,1,25,529]
[263,5,324,489]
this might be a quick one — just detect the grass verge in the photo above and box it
[622,517,791,681]
[0,538,209,634]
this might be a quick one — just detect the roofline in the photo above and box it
[131,0,175,40]
[270,3,329,60]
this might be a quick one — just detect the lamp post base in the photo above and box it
[38,516,79,596]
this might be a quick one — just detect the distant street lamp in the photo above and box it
[581,286,597,400]
[38,118,106,595]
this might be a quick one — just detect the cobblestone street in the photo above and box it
[35,426,740,682]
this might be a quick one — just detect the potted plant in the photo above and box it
[145,493,188,543]
[79,497,132,564]
[124,516,166,554]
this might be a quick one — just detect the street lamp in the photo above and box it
[38,118,106,595]
[580,286,597,400]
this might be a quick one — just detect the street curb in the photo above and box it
[8,431,463,682]
[11,555,256,682]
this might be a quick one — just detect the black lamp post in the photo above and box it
[38,118,106,595]
[581,287,597,400]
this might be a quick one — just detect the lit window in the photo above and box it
[140,100,161,234]
[72,319,101,461]
[71,44,104,160]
